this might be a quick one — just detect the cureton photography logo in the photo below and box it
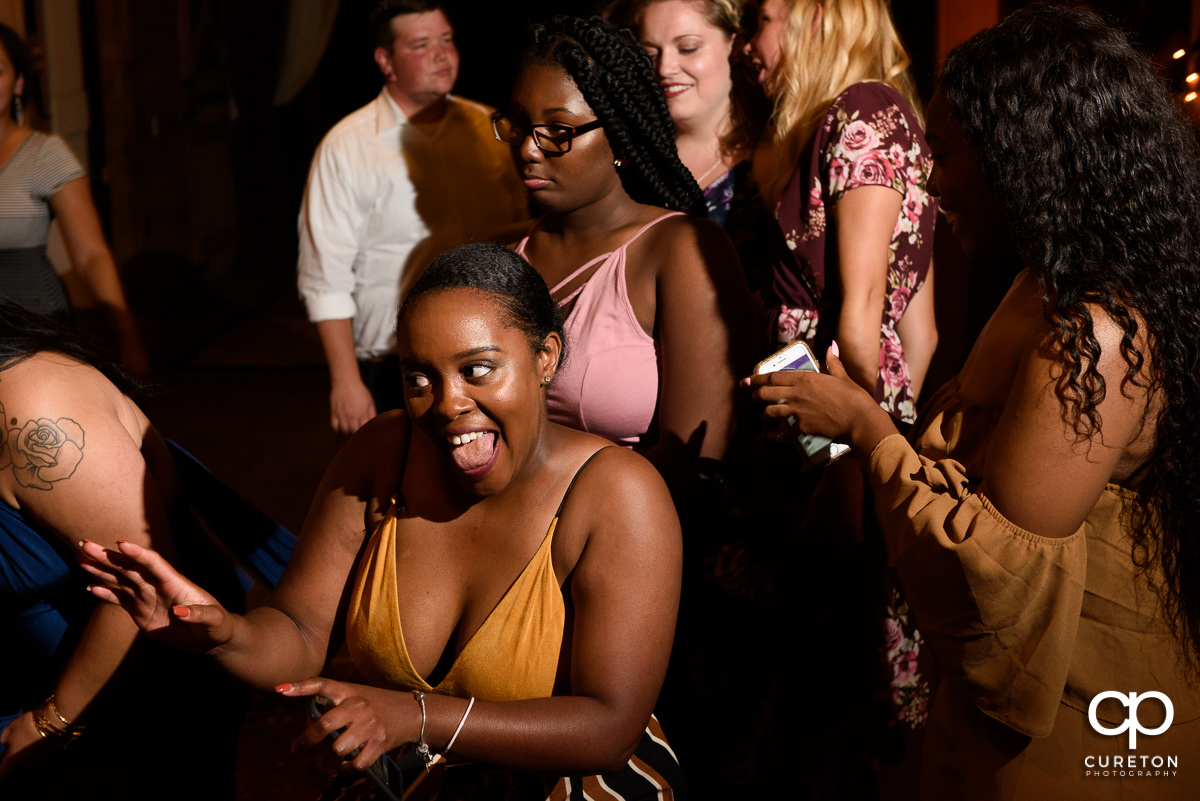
[1084,691,1179,779]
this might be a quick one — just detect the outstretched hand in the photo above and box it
[277,677,420,773]
[78,539,235,654]
[742,344,899,455]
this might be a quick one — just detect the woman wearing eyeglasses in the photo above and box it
[494,14,757,494]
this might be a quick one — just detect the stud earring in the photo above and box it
[613,158,622,168]
[542,375,551,384]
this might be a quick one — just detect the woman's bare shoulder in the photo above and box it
[324,410,411,491]
[0,351,121,403]
[555,439,673,526]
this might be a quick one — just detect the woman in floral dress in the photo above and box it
[743,1,937,794]
[745,0,937,423]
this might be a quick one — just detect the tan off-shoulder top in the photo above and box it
[867,377,1200,800]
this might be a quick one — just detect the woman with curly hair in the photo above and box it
[746,0,937,422]
[498,14,757,491]
[747,4,1200,798]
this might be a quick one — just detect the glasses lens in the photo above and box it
[533,126,573,154]
[493,115,520,145]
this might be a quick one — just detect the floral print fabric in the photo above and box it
[766,81,937,424]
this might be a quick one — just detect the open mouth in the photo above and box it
[447,431,498,478]
[662,83,690,98]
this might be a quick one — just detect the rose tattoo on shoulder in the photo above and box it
[0,402,86,490]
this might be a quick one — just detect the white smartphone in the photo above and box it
[754,340,851,467]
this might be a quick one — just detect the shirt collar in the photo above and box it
[376,88,408,135]
[376,88,459,136]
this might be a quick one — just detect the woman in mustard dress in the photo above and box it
[82,242,684,800]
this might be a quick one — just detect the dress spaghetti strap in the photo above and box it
[552,446,615,520]
[546,212,683,298]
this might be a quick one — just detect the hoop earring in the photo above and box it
[14,95,23,127]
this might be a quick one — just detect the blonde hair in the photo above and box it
[768,0,921,198]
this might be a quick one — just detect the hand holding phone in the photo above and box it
[753,340,851,467]
[306,694,404,800]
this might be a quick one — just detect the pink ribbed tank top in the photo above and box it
[517,212,682,447]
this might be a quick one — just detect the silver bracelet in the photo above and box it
[411,690,435,769]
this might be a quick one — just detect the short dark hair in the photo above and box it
[400,243,567,367]
[370,0,447,50]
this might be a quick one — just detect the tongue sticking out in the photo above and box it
[450,432,496,472]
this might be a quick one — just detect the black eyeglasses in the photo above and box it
[491,112,603,154]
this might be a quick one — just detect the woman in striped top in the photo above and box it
[0,23,147,374]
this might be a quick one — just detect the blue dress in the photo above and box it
[0,442,296,800]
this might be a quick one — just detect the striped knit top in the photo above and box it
[0,131,85,315]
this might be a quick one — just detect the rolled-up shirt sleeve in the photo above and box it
[297,136,368,324]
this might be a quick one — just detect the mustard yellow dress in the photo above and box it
[344,457,682,800]
[866,377,1200,800]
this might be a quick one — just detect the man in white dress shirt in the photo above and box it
[297,0,526,434]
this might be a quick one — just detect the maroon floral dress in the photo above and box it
[766,81,937,424]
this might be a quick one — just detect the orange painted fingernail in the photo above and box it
[276,683,293,694]
[172,605,190,618]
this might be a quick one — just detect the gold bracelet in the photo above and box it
[31,694,85,747]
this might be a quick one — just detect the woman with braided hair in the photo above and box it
[498,14,757,492]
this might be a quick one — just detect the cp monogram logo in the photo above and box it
[1088,691,1174,749]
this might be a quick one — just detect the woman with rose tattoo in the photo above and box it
[745,0,937,422]
[0,300,254,799]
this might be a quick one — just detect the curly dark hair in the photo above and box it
[401,242,567,368]
[521,15,705,215]
[942,3,1200,665]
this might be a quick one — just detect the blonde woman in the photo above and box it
[746,0,937,422]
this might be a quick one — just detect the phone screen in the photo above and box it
[777,352,818,373]
[755,342,849,467]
